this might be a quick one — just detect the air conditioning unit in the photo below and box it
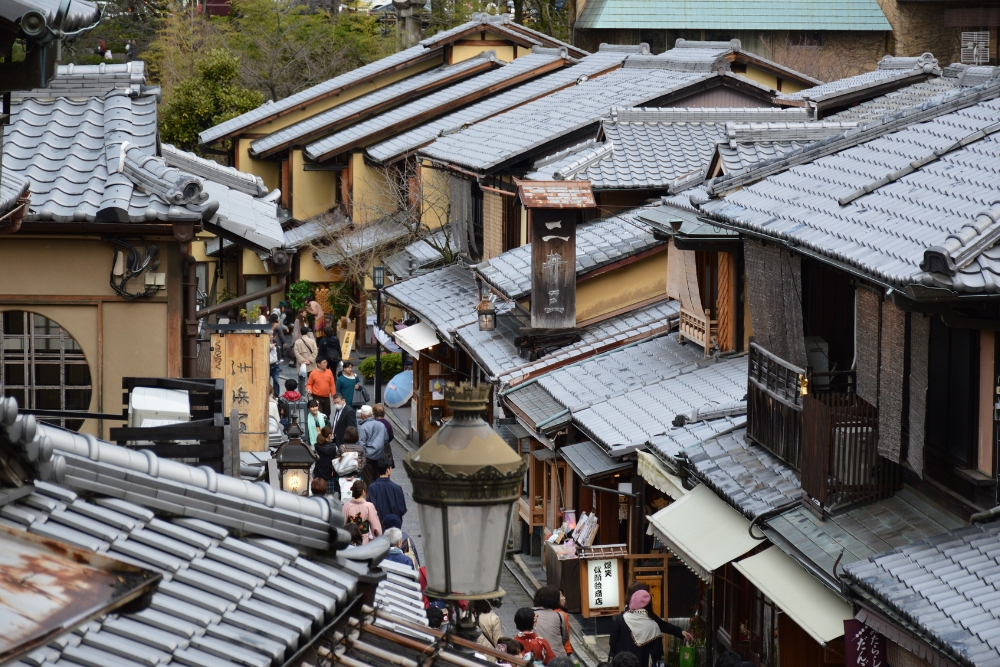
[128,387,191,428]
[832,425,875,486]
[961,32,990,65]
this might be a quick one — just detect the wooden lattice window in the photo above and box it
[1,311,92,431]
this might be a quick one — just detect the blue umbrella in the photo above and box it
[383,370,413,409]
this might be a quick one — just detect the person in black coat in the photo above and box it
[313,425,340,495]
[609,586,694,667]
[330,393,357,447]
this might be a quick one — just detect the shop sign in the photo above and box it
[586,558,620,610]
[844,619,885,667]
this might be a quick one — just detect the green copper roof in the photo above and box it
[575,0,891,31]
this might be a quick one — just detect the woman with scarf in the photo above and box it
[609,587,694,667]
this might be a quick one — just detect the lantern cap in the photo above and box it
[476,295,496,313]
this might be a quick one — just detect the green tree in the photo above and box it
[159,49,264,152]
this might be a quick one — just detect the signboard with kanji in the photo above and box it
[844,619,886,667]
[581,557,624,618]
[210,332,269,452]
[530,208,577,330]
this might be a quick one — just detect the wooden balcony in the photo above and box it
[747,343,804,467]
[678,306,718,357]
[801,393,900,515]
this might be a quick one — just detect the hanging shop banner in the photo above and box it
[844,619,886,667]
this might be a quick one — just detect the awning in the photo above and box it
[646,484,759,582]
[734,546,852,646]
[532,448,556,461]
[393,321,439,358]
[637,450,687,500]
[560,440,631,484]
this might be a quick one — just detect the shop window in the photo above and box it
[1,311,92,431]
[244,276,270,315]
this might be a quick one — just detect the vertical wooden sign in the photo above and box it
[530,208,578,329]
[211,332,269,451]
[516,180,595,331]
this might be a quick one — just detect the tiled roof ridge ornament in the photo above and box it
[598,43,650,55]
[673,38,741,52]
[876,52,940,76]
[552,141,613,180]
[921,201,1000,276]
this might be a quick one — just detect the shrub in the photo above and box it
[359,353,402,380]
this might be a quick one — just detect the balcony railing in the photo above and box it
[678,306,718,357]
[800,393,900,514]
[747,343,804,467]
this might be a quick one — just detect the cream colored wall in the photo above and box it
[420,164,450,231]
[300,257,345,283]
[738,65,805,94]
[576,251,669,324]
[242,248,268,275]
[291,150,338,221]
[0,237,170,438]
[351,152,395,225]
[453,44,516,63]
[237,138,281,192]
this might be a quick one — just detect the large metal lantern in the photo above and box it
[274,416,317,495]
[476,293,496,331]
[404,383,526,599]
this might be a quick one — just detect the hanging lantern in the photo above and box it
[477,293,496,331]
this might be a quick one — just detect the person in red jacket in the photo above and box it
[515,608,554,665]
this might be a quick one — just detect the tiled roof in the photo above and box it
[4,65,284,250]
[161,144,269,197]
[828,76,962,124]
[1,170,29,216]
[764,488,965,586]
[701,92,1000,294]
[534,109,813,189]
[161,145,284,252]
[304,51,568,161]
[475,209,664,299]
[574,0,891,31]
[456,297,680,384]
[0,398,434,667]
[199,43,437,144]
[383,262,481,342]
[778,54,941,104]
[503,333,744,452]
[504,381,569,432]
[314,215,412,269]
[538,334,746,453]
[418,66,713,172]
[654,425,802,519]
[715,140,808,174]
[1,0,100,32]
[385,228,452,278]
[16,61,147,99]
[713,120,858,176]
[367,51,631,164]
[844,522,1000,667]
[254,53,501,157]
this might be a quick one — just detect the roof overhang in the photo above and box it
[558,439,631,483]
[734,546,853,646]
[646,483,759,583]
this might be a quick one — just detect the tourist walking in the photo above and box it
[532,586,572,658]
[366,463,406,524]
[336,361,363,406]
[609,588,693,667]
[330,393,357,447]
[313,425,339,493]
[381,514,419,566]
[307,358,335,416]
[514,608,554,665]
[344,480,382,543]
[357,405,388,485]
[293,326,318,390]
[304,399,327,448]
[384,527,414,568]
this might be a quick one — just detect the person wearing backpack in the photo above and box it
[344,480,382,544]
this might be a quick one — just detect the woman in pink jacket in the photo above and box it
[344,479,382,544]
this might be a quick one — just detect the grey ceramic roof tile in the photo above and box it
[844,522,1000,664]
[304,51,567,160]
[314,214,412,269]
[418,66,713,172]
[0,169,29,216]
[385,228,452,277]
[384,263,480,342]
[476,208,663,299]
[258,52,500,157]
[778,55,941,103]
[702,91,1000,293]
[199,43,436,144]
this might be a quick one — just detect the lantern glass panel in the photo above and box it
[282,468,308,494]
[419,501,514,597]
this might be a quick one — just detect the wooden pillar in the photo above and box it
[717,252,737,352]
[979,330,996,475]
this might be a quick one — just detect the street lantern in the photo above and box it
[477,293,496,331]
[372,265,385,290]
[274,416,317,495]
[404,383,526,600]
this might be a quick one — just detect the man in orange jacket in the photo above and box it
[306,358,336,416]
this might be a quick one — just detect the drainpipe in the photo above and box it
[174,223,199,379]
